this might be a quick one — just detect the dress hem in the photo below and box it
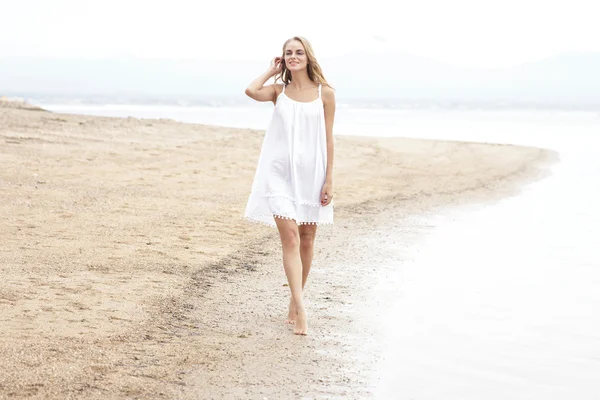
[244,214,334,227]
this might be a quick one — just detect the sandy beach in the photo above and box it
[0,102,555,399]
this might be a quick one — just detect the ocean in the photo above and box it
[41,103,600,398]
[365,111,600,398]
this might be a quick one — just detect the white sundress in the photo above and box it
[244,83,333,226]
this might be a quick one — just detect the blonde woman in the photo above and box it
[244,36,335,335]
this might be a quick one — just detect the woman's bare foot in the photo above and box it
[286,297,297,325]
[294,308,308,335]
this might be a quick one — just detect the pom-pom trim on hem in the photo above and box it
[263,193,327,208]
[244,214,333,227]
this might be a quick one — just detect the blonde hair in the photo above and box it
[275,36,331,87]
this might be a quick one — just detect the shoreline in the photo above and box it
[0,104,557,398]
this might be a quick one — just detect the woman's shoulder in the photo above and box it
[321,84,335,102]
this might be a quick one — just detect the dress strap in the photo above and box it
[282,84,285,93]
[318,84,322,98]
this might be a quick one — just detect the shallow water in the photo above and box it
[365,112,600,399]
[43,104,600,398]
[371,181,599,398]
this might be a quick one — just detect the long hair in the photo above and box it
[274,36,331,87]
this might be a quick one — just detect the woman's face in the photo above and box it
[284,40,308,72]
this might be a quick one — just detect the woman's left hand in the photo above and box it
[320,182,334,206]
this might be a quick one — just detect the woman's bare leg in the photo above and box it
[275,217,307,335]
[287,224,317,324]
[299,224,317,287]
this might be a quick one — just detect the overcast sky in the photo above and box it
[1,0,598,68]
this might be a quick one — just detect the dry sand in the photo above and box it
[0,103,555,399]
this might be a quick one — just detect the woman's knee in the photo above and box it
[279,227,300,249]
[299,231,316,249]
[275,218,300,248]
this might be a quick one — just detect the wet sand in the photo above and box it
[0,102,555,399]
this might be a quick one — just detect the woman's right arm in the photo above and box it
[245,57,282,103]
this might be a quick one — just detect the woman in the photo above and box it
[244,36,335,335]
